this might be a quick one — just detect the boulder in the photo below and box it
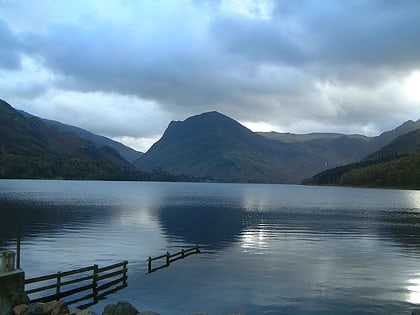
[69,309,97,315]
[52,300,69,315]
[20,302,53,315]
[12,304,28,315]
[69,308,98,315]
[102,301,138,315]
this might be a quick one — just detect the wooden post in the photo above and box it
[148,257,152,273]
[181,249,185,258]
[196,244,200,253]
[16,234,21,269]
[93,264,98,304]
[56,272,61,301]
[122,261,128,287]
[166,252,170,266]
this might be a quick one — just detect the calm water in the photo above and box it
[1,180,420,314]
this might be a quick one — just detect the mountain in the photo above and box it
[258,119,420,170]
[136,111,420,184]
[0,99,173,181]
[19,110,143,163]
[305,127,420,188]
[135,111,326,183]
[367,128,420,159]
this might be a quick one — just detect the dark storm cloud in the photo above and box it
[0,18,21,70]
[295,0,420,68]
[1,0,420,148]
[20,0,420,108]
[210,15,308,65]
[212,0,420,82]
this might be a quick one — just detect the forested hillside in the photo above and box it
[0,99,176,181]
[305,128,420,189]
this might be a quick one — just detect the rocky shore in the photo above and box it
[10,300,245,315]
[11,300,160,315]
[11,299,420,315]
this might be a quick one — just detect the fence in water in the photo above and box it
[147,245,201,273]
[25,261,128,309]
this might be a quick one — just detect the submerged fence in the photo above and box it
[25,261,127,309]
[147,245,200,273]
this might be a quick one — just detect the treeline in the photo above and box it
[0,152,179,181]
[304,154,420,189]
[340,154,420,188]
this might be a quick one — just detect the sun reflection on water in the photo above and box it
[407,277,420,304]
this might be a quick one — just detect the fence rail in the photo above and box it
[25,261,127,309]
[147,245,200,273]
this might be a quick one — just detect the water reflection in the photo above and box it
[407,277,420,304]
[157,204,245,249]
[1,180,420,314]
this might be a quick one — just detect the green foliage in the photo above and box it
[340,154,420,189]
[305,154,420,189]
[0,99,179,182]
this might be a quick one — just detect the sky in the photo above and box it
[1,0,420,152]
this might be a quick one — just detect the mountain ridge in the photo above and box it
[18,110,143,163]
[136,111,420,184]
[3,98,419,185]
[304,126,420,188]
[135,112,331,183]
[0,99,174,181]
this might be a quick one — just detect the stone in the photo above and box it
[0,270,26,315]
[69,310,97,315]
[13,304,28,315]
[52,300,69,315]
[68,308,81,315]
[20,302,53,315]
[412,310,420,315]
[102,301,138,315]
[68,308,98,315]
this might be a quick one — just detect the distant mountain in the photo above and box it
[305,127,420,188]
[367,128,420,159]
[136,111,420,184]
[19,110,143,163]
[259,119,420,170]
[368,119,420,151]
[0,99,173,181]
[135,111,326,183]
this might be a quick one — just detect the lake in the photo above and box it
[1,180,420,314]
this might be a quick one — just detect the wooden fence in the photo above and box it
[25,261,127,309]
[147,245,200,273]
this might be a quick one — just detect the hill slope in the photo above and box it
[0,99,170,181]
[135,111,325,183]
[19,110,143,163]
[305,128,420,188]
[259,119,420,170]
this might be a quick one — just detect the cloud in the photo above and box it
[1,0,420,151]
[0,18,22,69]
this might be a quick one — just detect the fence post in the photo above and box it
[93,264,98,304]
[122,261,128,287]
[196,244,200,253]
[16,234,21,269]
[56,271,61,301]
[166,252,170,266]
[182,249,185,258]
[148,257,152,273]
